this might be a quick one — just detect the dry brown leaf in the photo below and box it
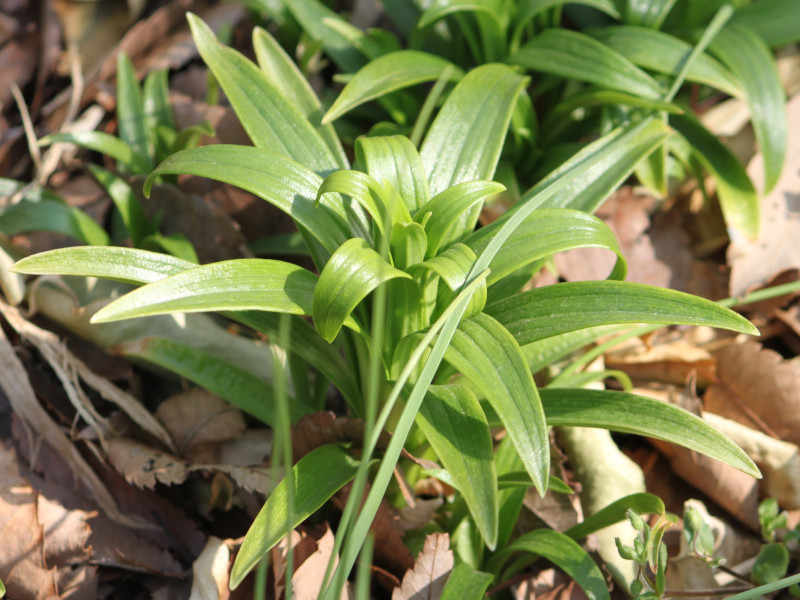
[704,340,800,444]
[106,437,189,489]
[523,487,582,533]
[728,93,800,297]
[191,464,278,496]
[190,536,231,600]
[218,429,272,466]
[397,497,444,531]
[156,388,246,454]
[291,525,350,600]
[514,569,590,600]
[0,305,148,529]
[392,533,453,600]
[292,411,391,461]
[271,530,318,599]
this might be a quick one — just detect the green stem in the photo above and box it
[410,65,457,148]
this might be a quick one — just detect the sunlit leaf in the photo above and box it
[230,444,360,589]
[440,563,493,600]
[709,23,787,193]
[116,53,153,169]
[0,200,109,246]
[417,384,498,548]
[540,388,760,477]
[324,51,463,124]
[313,238,412,342]
[487,280,758,345]
[39,131,151,175]
[565,493,665,540]
[446,313,549,495]
[90,259,319,323]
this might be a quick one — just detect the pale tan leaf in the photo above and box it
[728,93,800,297]
[190,464,278,496]
[291,525,351,600]
[704,340,800,445]
[397,497,444,531]
[392,533,453,600]
[106,438,189,489]
[156,388,246,454]
[189,536,230,600]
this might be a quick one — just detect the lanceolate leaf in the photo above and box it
[540,388,760,477]
[230,444,360,589]
[487,280,758,346]
[188,13,340,175]
[116,53,152,169]
[729,0,800,47]
[417,181,505,257]
[709,24,786,193]
[313,238,413,342]
[421,64,528,197]
[252,27,348,169]
[90,259,319,323]
[624,0,678,28]
[0,200,109,246]
[418,0,507,29]
[417,384,498,548]
[590,26,742,98]
[466,208,626,285]
[12,248,362,408]
[88,165,149,247]
[144,145,352,254]
[355,136,431,213]
[510,29,664,100]
[671,113,759,239]
[440,563,493,600]
[39,131,151,175]
[324,51,463,124]
[492,530,610,600]
[445,313,549,495]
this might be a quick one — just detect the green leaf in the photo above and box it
[141,232,199,263]
[118,336,311,424]
[440,563,493,600]
[729,0,800,48]
[418,0,507,29]
[187,13,341,175]
[445,313,549,495]
[39,131,151,175]
[116,53,153,169]
[421,64,528,197]
[317,170,410,237]
[624,0,678,28]
[410,243,486,319]
[671,113,759,239]
[540,388,760,477]
[565,493,665,541]
[355,135,431,213]
[390,221,427,271]
[324,51,463,124]
[144,145,352,255]
[709,23,786,193]
[312,238,412,342]
[467,209,626,286]
[752,544,790,585]
[142,69,176,133]
[12,246,192,283]
[487,280,758,346]
[494,530,610,600]
[510,29,664,100]
[90,259,319,323]
[230,444,360,589]
[277,0,381,70]
[0,200,109,246]
[252,27,348,169]
[416,384,498,548]
[417,181,505,258]
[87,165,150,247]
[590,26,742,98]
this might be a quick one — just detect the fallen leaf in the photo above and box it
[156,388,246,455]
[728,93,800,297]
[397,497,444,532]
[292,411,391,461]
[704,340,800,444]
[514,569,589,600]
[392,533,453,600]
[190,536,231,600]
[106,437,189,489]
[291,525,350,600]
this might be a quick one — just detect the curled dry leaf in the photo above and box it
[291,525,351,600]
[189,536,230,600]
[106,437,189,489]
[392,533,454,600]
[704,340,800,445]
[397,497,444,532]
[156,388,246,456]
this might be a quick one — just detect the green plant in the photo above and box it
[12,15,763,597]
[254,0,796,240]
[615,509,678,600]
[752,498,800,590]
